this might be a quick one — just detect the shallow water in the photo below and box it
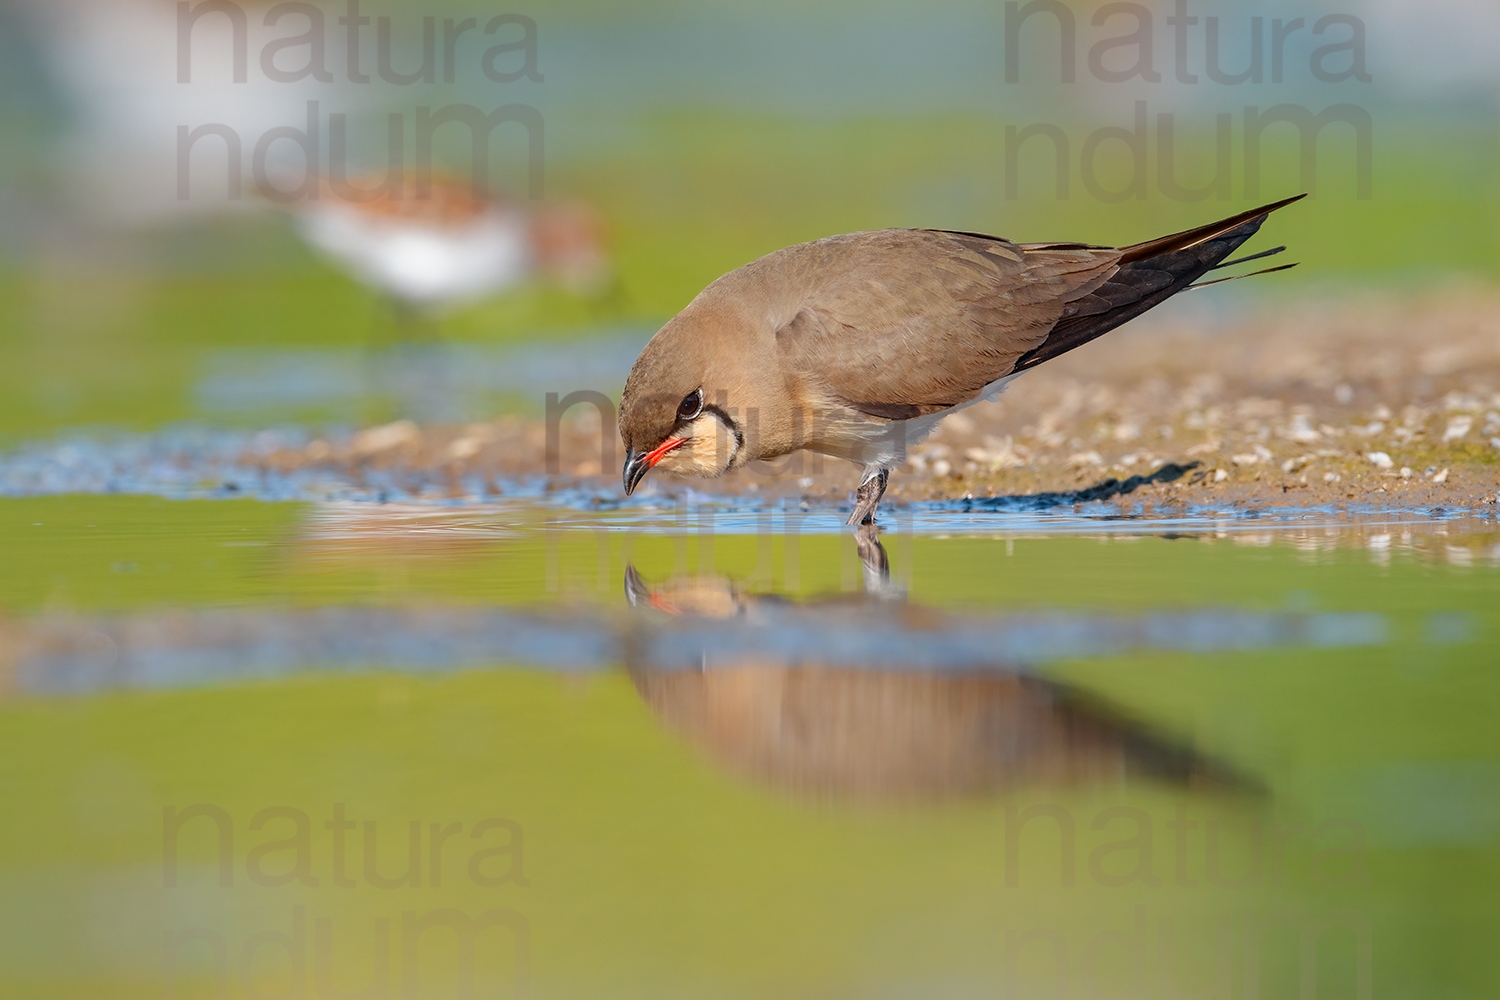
[1,494,1497,999]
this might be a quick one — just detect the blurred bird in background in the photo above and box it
[290,173,616,339]
[18,0,620,332]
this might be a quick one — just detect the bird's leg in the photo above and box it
[846,468,889,526]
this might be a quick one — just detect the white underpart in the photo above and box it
[855,372,1022,485]
[297,205,532,309]
[652,411,742,479]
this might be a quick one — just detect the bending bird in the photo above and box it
[620,195,1304,524]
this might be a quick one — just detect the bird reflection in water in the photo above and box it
[623,529,1253,803]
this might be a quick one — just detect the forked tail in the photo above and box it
[1013,194,1306,373]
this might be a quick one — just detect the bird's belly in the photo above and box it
[298,208,531,307]
[805,420,911,469]
[805,372,1021,470]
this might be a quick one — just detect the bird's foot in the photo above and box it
[846,468,890,526]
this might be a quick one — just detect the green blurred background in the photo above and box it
[0,0,1495,436]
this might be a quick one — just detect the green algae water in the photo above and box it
[1,495,1497,999]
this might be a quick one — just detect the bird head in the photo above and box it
[619,315,747,495]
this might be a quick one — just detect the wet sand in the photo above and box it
[250,287,1500,514]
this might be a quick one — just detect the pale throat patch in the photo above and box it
[656,412,740,478]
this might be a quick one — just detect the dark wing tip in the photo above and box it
[1119,194,1307,265]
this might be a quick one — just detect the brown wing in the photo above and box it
[774,196,1304,418]
[772,230,1121,418]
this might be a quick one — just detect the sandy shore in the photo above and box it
[257,287,1500,512]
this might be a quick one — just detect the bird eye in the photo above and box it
[677,389,703,420]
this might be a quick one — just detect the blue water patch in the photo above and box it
[0,426,1493,540]
[16,605,1389,698]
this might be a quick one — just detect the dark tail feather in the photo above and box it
[1013,195,1305,374]
[1210,245,1286,271]
[1189,261,1299,291]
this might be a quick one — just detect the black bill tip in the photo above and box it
[623,565,651,606]
[622,449,649,496]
